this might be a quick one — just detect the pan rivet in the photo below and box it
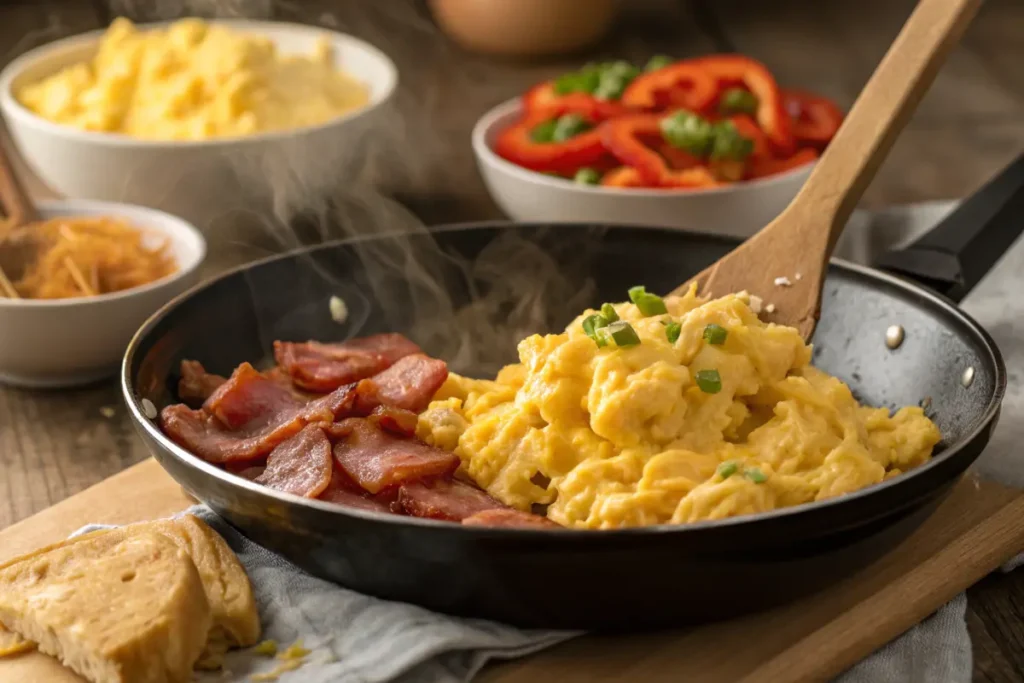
[961,366,975,388]
[885,325,904,350]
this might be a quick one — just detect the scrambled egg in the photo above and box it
[18,18,370,140]
[417,287,941,529]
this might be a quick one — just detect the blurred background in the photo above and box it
[1,0,1021,226]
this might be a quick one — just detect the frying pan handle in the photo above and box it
[875,153,1024,303]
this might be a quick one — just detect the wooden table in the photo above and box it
[0,0,1022,680]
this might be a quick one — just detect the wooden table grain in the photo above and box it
[0,0,1022,680]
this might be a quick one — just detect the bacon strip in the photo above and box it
[318,468,397,514]
[254,425,333,498]
[161,369,355,464]
[462,509,562,529]
[331,418,459,495]
[178,360,227,405]
[354,354,449,415]
[274,334,422,392]
[398,478,506,521]
[368,405,419,437]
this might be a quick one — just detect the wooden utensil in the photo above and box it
[672,0,981,340]
[0,140,39,299]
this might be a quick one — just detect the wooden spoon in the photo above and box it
[672,0,982,340]
[0,140,39,299]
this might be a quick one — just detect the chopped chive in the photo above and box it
[695,368,722,394]
[605,321,641,347]
[582,313,610,347]
[628,285,668,316]
[703,323,728,345]
[663,320,681,344]
[600,302,620,322]
[745,467,767,484]
[717,461,738,479]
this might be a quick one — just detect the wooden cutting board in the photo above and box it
[2,460,1023,683]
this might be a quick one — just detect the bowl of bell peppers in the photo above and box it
[471,54,843,238]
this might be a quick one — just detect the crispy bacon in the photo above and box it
[254,425,333,498]
[319,468,396,514]
[274,334,422,392]
[462,508,562,529]
[161,377,355,464]
[178,360,227,405]
[368,405,419,437]
[398,478,506,521]
[331,418,459,495]
[204,363,305,430]
[354,354,448,415]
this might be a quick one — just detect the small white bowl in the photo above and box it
[0,199,205,388]
[472,98,815,240]
[0,21,398,228]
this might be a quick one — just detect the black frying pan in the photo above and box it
[122,155,1024,630]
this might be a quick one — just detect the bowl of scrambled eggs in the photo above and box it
[0,18,397,226]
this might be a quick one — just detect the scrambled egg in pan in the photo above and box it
[417,286,940,529]
[18,18,370,140]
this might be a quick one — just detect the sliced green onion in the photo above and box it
[552,113,592,142]
[604,321,641,347]
[574,168,601,185]
[582,313,610,347]
[553,67,602,95]
[628,285,668,316]
[702,323,728,345]
[745,467,767,484]
[695,368,722,394]
[709,120,755,161]
[593,61,640,100]
[660,111,715,157]
[719,88,759,115]
[663,320,681,344]
[530,119,558,143]
[644,55,674,72]
[600,303,619,322]
[717,461,738,479]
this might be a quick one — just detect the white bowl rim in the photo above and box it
[0,198,206,309]
[471,96,816,198]
[0,18,399,149]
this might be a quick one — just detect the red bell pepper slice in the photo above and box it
[783,89,843,149]
[599,114,719,188]
[494,105,608,174]
[601,167,647,188]
[691,55,794,156]
[656,143,701,171]
[748,148,819,179]
[727,114,770,160]
[523,82,631,120]
[621,62,718,113]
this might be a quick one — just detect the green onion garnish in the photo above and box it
[604,321,641,347]
[574,167,601,185]
[695,369,722,394]
[663,320,681,344]
[703,323,728,345]
[582,313,610,347]
[719,88,759,115]
[644,55,674,72]
[745,468,767,484]
[628,285,668,316]
[717,461,738,479]
[551,113,592,142]
[600,303,620,322]
[530,119,558,143]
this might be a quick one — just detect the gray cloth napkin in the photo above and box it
[72,200,1022,682]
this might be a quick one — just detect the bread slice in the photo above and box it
[0,515,260,669]
[0,531,211,683]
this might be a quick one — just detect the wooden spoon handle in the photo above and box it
[0,140,38,235]
[783,0,981,256]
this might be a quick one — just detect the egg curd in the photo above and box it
[17,18,370,140]
[417,286,941,529]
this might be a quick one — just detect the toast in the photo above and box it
[0,531,211,683]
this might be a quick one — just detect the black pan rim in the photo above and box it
[122,220,1007,538]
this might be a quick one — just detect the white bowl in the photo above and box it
[0,199,205,388]
[0,21,398,229]
[472,98,815,240]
